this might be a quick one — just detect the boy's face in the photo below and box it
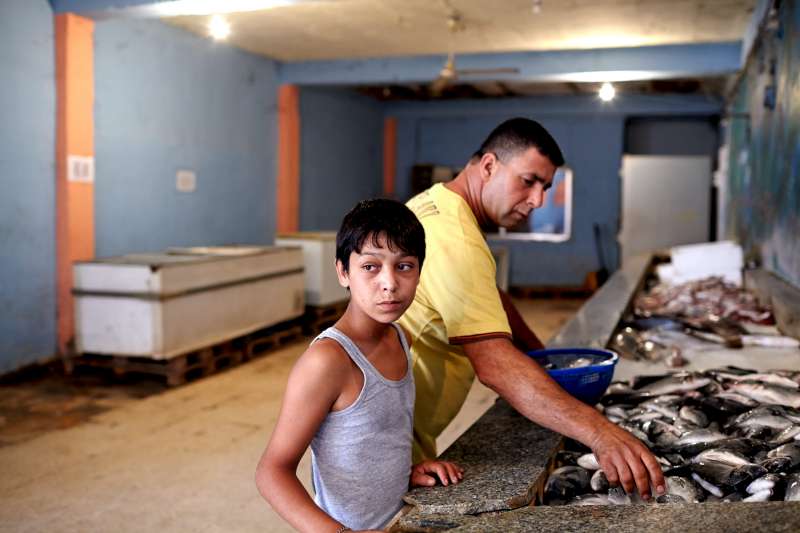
[335,233,421,324]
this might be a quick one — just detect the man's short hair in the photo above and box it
[473,118,565,167]
[336,199,426,273]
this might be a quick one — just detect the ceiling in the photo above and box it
[163,0,757,62]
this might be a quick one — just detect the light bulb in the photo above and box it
[599,82,615,101]
[208,15,231,40]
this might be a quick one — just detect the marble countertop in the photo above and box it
[391,256,800,532]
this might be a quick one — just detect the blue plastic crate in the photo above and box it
[525,348,619,405]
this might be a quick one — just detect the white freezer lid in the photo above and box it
[73,246,303,297]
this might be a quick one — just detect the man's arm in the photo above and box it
[497,288,544,351]
[462,337,665,500]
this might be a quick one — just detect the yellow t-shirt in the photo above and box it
[399,183,511,461]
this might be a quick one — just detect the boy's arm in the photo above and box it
[255,341,353,533]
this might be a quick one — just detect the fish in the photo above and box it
[590,469,609,492]
[679,406,709,427]
[746,473,782,495]
[569,494,611,506]
[544,466,590,505]
[690,449,766,490]
[717,372,800,389]
[785,473,800,501]
[743,489,772,502]
[730,383,800,409]
[674,429,727,447]
[770,425,800,446]
[566,357,596,369]
[577,453,600,470]
[639,374,711,395]
[766,442,800,469]
[664,476,698,503]
[604,405,629,420]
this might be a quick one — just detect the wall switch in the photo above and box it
[68,155,94,183]
[176,170,196,192]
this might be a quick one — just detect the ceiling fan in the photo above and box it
[429,12,520,96]
[430,52,520,95]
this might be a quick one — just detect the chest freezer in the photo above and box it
[275,232,348,306]
[73,246,305,359]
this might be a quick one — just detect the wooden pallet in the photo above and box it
[302,300,349,336]
[63,319,305,386]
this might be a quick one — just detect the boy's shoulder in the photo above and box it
[296,336,353,376]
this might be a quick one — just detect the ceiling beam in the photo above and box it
[280,42,742,86]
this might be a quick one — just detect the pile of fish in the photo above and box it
[613,277,799,367]
[543,368,800,506]
[634,277,773,324]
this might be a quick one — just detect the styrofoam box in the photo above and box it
[275,232,348,306]
[73,246,305,359]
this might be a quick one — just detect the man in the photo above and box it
[399,118,665,500]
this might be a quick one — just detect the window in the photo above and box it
[488,167,573,243]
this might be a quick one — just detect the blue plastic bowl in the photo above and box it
[525,348,619,405]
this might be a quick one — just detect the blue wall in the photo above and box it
[387,95,721,287]
[726,1,800,288]
[0,0,56,373]
[298,88,384,231]
[94,19,280,256]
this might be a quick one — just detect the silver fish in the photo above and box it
[605,406,629,420]
[569,494,611,506]
[675,429,727,447]
[665,476,698,503]
[785,472,800,501]
[691,449,766,490]
[743,489,772,502]
[679,406,709,427]
[577,453,600,470]
[640,374,711,395]
[773,425,800,446]
[767,442,800,468]
[607,487,631,505]
[590,469,609,492]
[746,473,781,495]
[544,466,590,505]
[730,383,800,409]
[720,372,800,389]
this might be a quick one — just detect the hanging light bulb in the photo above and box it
[208,15,231,40]
[531,0,543,14]
[599,82,615,101]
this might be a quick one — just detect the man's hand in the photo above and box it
[588,420,666,500]
[410,460,464,487]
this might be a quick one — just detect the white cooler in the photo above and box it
[275,232,348,306]
[73,246,305,359]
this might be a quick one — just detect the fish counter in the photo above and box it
[391,255,800,532]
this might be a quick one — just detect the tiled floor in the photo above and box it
[0,297,584,533]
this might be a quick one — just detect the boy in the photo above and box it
[255,199,463,533]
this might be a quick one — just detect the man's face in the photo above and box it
[335,233,421,324]
[480,147,557,228]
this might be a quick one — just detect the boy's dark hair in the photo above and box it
[336,199,425,273]
[472,117,565,167]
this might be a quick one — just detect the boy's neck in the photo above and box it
[335,305,394,344]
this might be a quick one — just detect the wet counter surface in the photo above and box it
[393,256,800,532]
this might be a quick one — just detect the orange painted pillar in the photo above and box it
[383,117,397,198]
[55,13,95,355]
[277,84,300,233]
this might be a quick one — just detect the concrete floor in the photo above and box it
[0,297,583,533]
